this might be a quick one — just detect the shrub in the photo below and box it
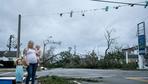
[121,62,138,70]
[38,76,75,84]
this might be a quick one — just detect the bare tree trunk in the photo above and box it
[104,29,115,56]
[105,46,109,56]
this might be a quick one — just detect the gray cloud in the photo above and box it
[0,0,148,55]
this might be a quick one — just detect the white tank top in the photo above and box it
[26,48,37,63]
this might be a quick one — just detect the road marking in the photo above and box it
[73,81,81,84]
[126,77,148,83]
[0,72,12,76]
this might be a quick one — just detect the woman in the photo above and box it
[23,41,38,84]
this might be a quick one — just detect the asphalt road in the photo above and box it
[0,68,148,84]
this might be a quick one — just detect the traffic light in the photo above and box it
[105,6,109,11]
[82,13,85,16]
[70,11,73,17]
[60,13,63,17]
[144,1,148,8]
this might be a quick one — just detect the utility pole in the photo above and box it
[17,14,21,58]
[74,45,77,55]
[7,35,14,51]
[137,22,146,69]
[43,42,46,64]
[9,35,12,51]
[16,15,24,83]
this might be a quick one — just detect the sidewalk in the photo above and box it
[0,68,15,72]
[126,77,148,83]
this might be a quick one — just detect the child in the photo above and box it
[35,45,41,66]
[16,58,24,84]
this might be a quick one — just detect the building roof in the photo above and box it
[0,51,17,57]
[122,46,148,59]
[122,46,138,51]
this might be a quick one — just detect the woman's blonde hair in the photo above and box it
[27,40,34,48]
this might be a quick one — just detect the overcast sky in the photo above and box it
[0,0,148,55]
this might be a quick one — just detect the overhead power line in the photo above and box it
[92,0,148,8]
[22,1,148,18]
[58,1,147,17]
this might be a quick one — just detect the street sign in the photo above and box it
[138,35,146,55]
[137,22,146,55]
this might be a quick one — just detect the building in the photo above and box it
[122,46,148,64]
[0,51,17,61]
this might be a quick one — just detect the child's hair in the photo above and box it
[16,58,22,65]
[36,45,40,49]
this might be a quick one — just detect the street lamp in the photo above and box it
[42,36,52,65]
[42,36,61,66]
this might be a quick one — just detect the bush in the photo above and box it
[121,62,138,70]
[38,76,75,84]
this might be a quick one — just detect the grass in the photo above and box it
[38,76,76,84]
[38,76,103,84]
[65,77,103,82]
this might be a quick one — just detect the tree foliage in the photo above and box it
[44,48,137,69]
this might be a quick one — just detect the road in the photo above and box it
[0,68,148,84]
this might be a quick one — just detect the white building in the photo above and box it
[122,46,148,64]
